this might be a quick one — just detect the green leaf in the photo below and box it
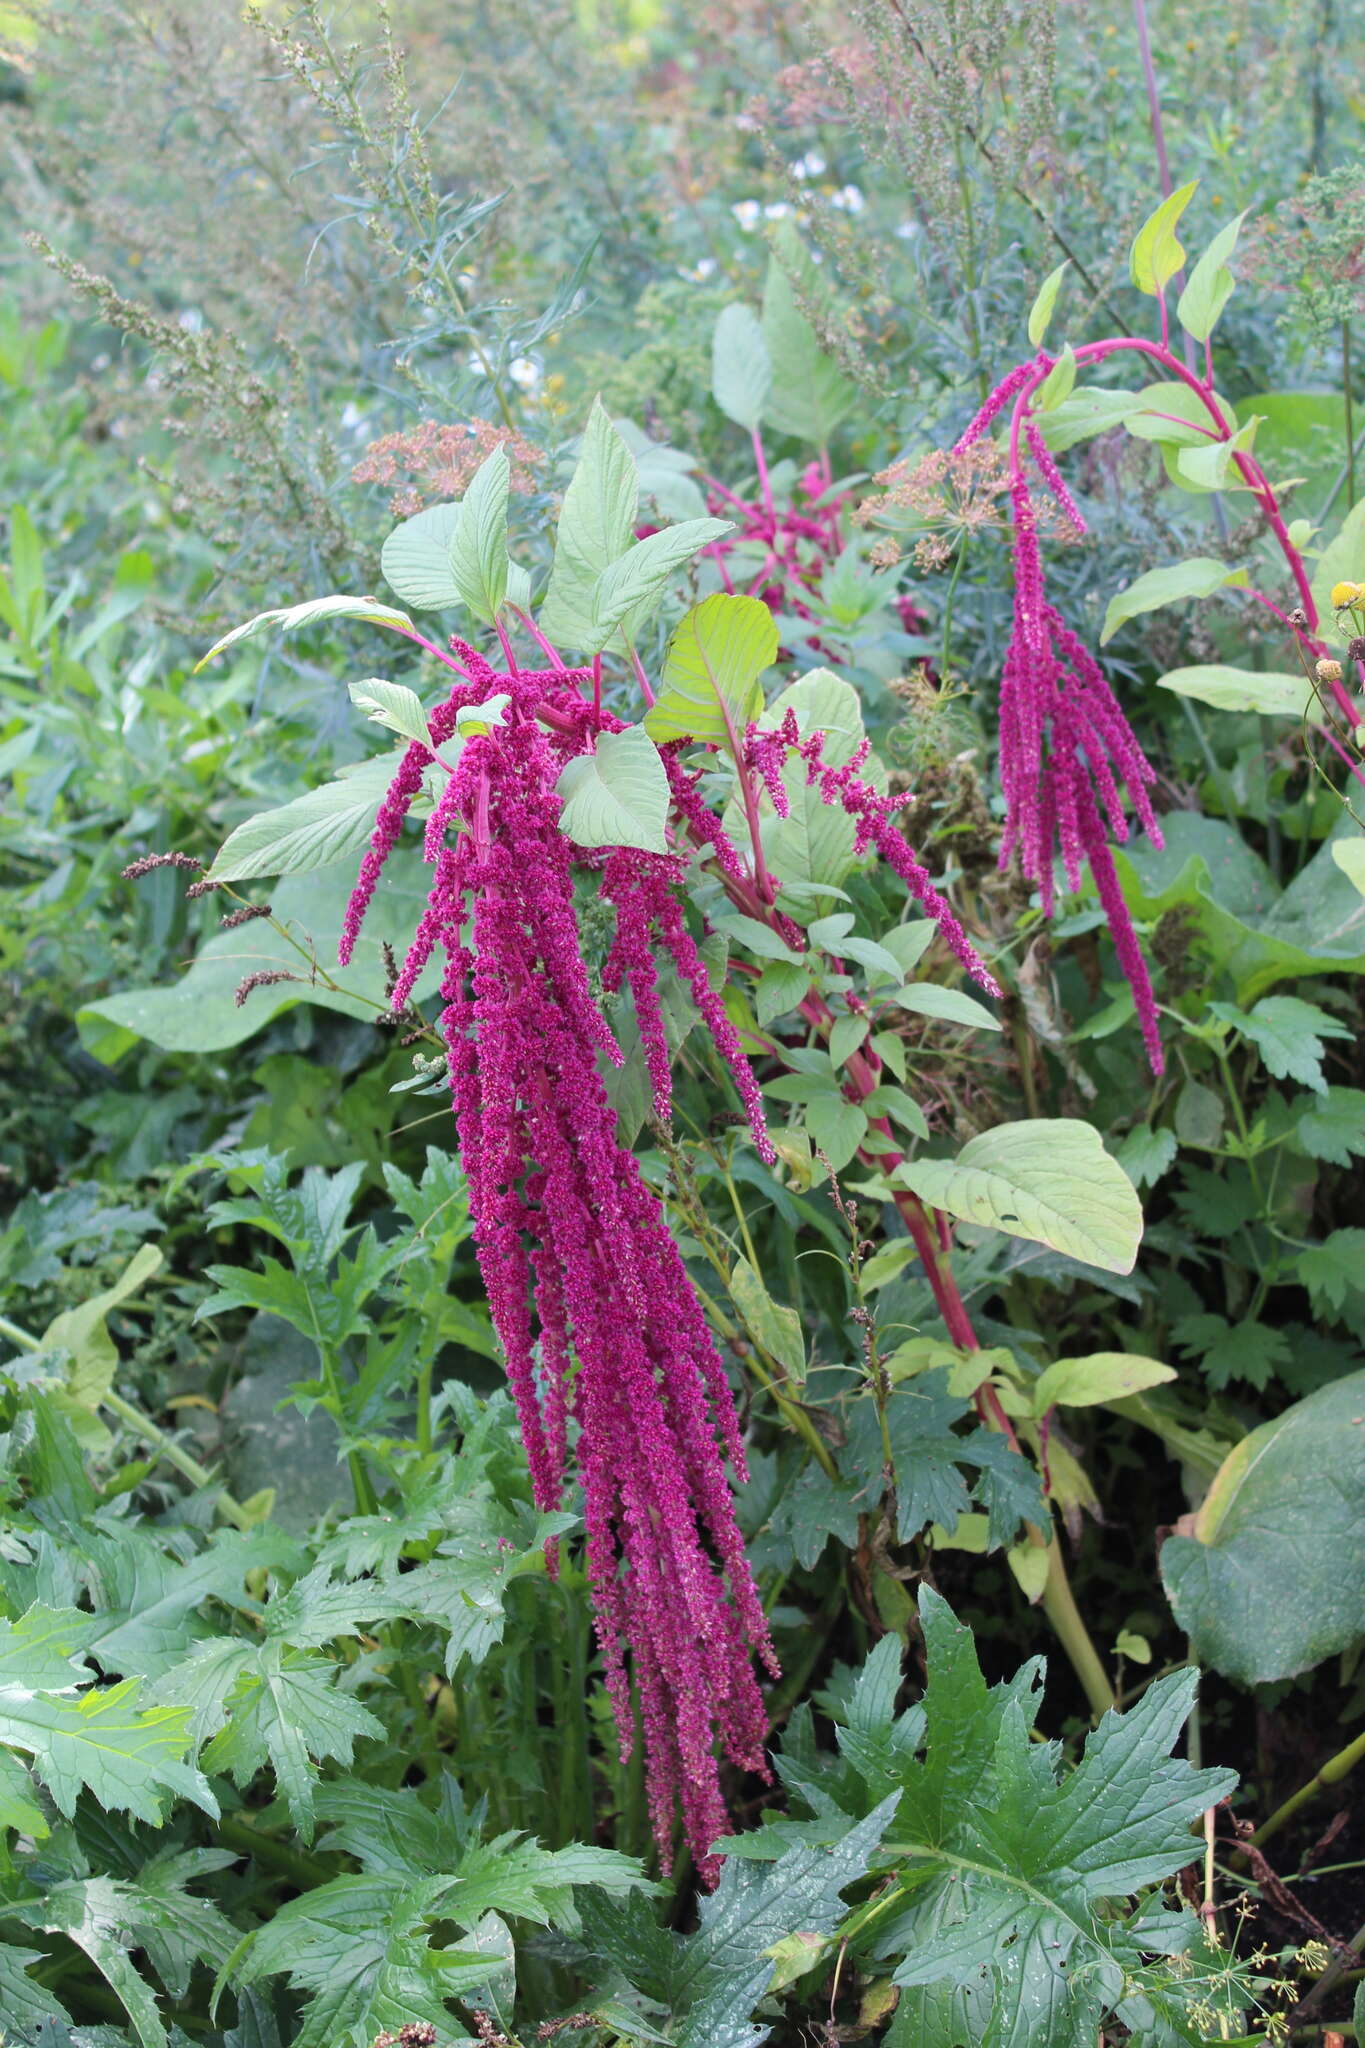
[1160,1370,1365,1683]
[877,1588,1235,2042]
[33,1242,163,1435]
[1296,1086,1365,1167]
[448,445,511,622]
[347,679,432,749]
[712,301,772,433]
[193,595,417,672]
[1115,1124,1177,1188]
[1123,380,1238,446]
[589,518,732,650]
[1032,1352,1175,1414]
[742,667,875,902]
[891,983,1001,1031]
[761,224,859,444]
[1174,415,1260,491]
[540,397,640,647]
[755,959,811,1024]
[1128,179,1199,296]
[1177,211,1246,340]
[208,751,405,883]
[1310,490,1365,632]
[1027,260,1069,348]
[0,1672,216,1826]
[645,593,777,746]
[1036,386,1144,454]
[1033,342,1076,414]
[1155,663,1322,721]
[1099,555,1248,646]
[556,724,669,854]
[1209,993,1350,1094]
[806,1094,868,1172]
[729,1256,806,1383]
[0,1940,66,2029]
[1297,1229,1365,1318]
[1332,836,1365,900]
[581,1800,897,2048]
[379,501,463,611]
[895,1119,1144,1274]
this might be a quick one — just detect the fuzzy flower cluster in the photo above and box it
[953,374,1166,1070]
[340,646,776,1879]
[352,419,544,519]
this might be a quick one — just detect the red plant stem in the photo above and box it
[512,606,569,672]
[752,428,776,525]
[494,614,522,674]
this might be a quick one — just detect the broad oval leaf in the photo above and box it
[1128,179,1199,296]
[761,223,859,444]
[895,1118,1144,1274]
[1099,556,1248,646]
[645,592,777,746]
[348,679,432,748]
[193,596,417,672]
[209,753,406,883]
[448,444,512,622]
[379,501,463,611]
[1032,1352,1175,1414]
[1037,386,1144,454]
[712,300,771,432]
[555,724,670,855]
[1034,343,1077,414]
[1160,1369,1365,1683]
[1122,381,1238,447]
[1332,838,1365,900]
[1156,664,1323,722]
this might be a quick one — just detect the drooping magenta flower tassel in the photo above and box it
[341,656,776,1880]
[953,390,1167,1071]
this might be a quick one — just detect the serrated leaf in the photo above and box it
[645,593,777,747]
[194,595,417,672]
[712,301,772,432]
[0,1676,216,1826]
[1100,556,1248,646]
[1129,180,1199,296]
[1297,1086,1365,1166]
[448,445,511,622]
[208,752,405,883]
[872,1589,1234,2042]
[556,725,669,854]
[1177,211,1246,341]
[540,397,640,647]
[1032,1352,1175,1414]
[895,1119,1143,1274]
[379,501,463,611]
[347,679,432,748]
[31,1243,163,1436]
[1210,993,1350,1094]
[1297,1228,1365,1318]
[1161,1369,1365,1683]
[1115,1124,1177,1189]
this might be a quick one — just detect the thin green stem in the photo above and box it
[1252,1724,1365,1850]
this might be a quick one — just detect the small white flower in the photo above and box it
[508,357,541,390]
[764,201,792,220]
[894,219,919,241]
[790,151,826,180]
[177,307,205,332]
[340,401,364,431]
[830,184,865,214]
[731,199,762,232]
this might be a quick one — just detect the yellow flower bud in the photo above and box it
[1331,580,1363,608]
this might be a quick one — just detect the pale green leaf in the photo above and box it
[194,595,416,672]
[761,224,859,443]
[0,1676,216,1825]
[645,593,777,746]
[540,397,640,647]
[208,752,404,883]
[556,724,670,854]
[1156,663,1322,721]
[1332,838,1365,900]
[588,518,731,650]
[1027,260,1069,348]
[1128,180,1199,296]
[1100,556,1248,645]
[1310,491,1365,632]
[712,301,771,432]
[1032,1352,1176,1414]
[730,1256,806,1383]
[895,1119,1144,1273]
[1177,211,1246,342]
[347,679,432,748]
[379,501,463,611]
[891,984,1001,1031]
[448,445,511,622]
[1034,343,1076,414]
